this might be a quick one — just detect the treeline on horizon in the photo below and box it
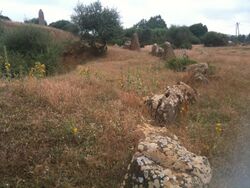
[1,2,250,49]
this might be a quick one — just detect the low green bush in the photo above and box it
[166,57,197,72]
[0,25,62,77]
[203,32,228,47]
[49,20,79,35]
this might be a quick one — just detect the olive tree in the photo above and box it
[71,1,122,44]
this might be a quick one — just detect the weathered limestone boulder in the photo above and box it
[186,63,209,84]
[145,82,197,123]
[162,41,176,60]
[38,9,46,25]
[122,134,212,188]
[130,33,140,51]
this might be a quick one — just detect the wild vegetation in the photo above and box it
[49,20,79,35]
[0,24,64,77]
[166,57,197,71]
[0,1,250,187]
[1,42,250,187]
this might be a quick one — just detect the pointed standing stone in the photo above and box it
[38,9,46,25]
[130,33,140,51]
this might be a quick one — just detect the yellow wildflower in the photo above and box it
[72,127,78,134]
[215,123,223,135]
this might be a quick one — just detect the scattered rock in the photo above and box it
[123,133,212,188]
[150,44,165,57]
[91,42,108,55]
[130,33,140,51]
[157,47,164,57]
[123,40,132,49]
[38,9,46,26]
[186,63,209,84]
[151,44,158,56]
[144,82,197,123]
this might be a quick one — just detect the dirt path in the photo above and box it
[210,113,250,188]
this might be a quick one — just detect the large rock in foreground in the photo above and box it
[123,134,212,188]
[145,82,197,123]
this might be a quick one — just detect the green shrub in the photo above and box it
[203,32,228,47]
[3,26,52,55]
[0,15,11,21]
[49,20,79,35]
[166,26,197,49]
[0,21,4,44]
[24,18,39,24]
[166,57,197,72]
[189,23,208,39]
[0,25,62,77]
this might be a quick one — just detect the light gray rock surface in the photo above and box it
[123,134,212,188]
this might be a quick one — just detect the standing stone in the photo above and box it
[38,9,46,25]
[162,41,175,60]
[130,33,140,51]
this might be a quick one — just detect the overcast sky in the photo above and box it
[1,0,250,35]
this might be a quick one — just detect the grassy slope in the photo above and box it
[0,45,250,187]
[2,20,78,42]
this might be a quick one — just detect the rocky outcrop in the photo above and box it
[185,63,209,84]
[122,133,212,188]
[144,82,197,123]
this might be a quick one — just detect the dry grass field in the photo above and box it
[0,44,250,187]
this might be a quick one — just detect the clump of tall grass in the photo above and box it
[166,57,197,72]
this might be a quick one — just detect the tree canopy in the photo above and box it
[24,18,39,24]
[203,32,228,47]
[71,1,122,43]
[134,15,167,29]
[0,11,11,21]
[49,20,79,35]
[24,18,47,26]
[189,23,208,38]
